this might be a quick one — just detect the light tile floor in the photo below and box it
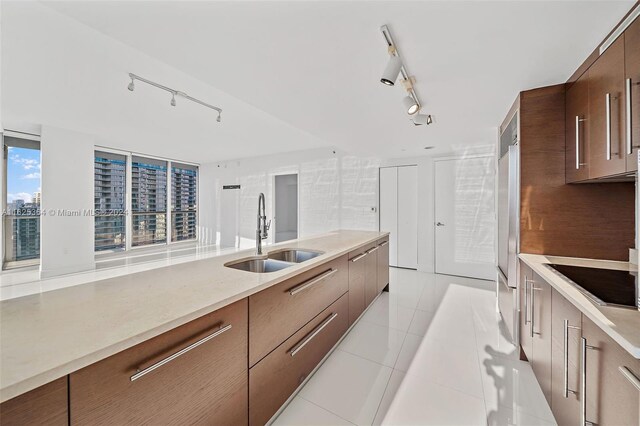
[273,268,557,426]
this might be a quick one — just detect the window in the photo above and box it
[93,150,197,253]
[132,156,167,247]
[94,151,126,251]
[171,163,197,241]
[3,134,41,267]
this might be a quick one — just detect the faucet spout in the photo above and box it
[256,193,269,255]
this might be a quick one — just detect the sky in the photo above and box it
[7,147,41,204]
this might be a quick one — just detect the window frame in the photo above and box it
[93,147,199,255]
[2,130,42,270]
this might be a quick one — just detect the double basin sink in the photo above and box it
[225,249,324,273]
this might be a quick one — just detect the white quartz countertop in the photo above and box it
[519,253,640,359]
[0,230,388,403]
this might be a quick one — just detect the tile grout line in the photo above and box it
[295,395,358,425]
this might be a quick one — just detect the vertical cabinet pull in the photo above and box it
[524,277,530,326]
[580,337,597,426]
[626,79,633,155]
[576,116,586,169]
[606,93,612,160]
[563,319,580,398]
[130,324,232,382]
[530,281,535,338]
[619,366,640,392]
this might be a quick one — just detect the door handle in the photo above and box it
[626,79,633,155]
[436,222,445,227]
[563,319,580,398]
[581,337,598,426]
[606,93,612,160]
[576,115,587,169]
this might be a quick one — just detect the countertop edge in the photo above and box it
[0,230,389,403]
[519,253,640,359]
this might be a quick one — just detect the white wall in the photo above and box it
[199,148,380,249]
[40,126,95,277]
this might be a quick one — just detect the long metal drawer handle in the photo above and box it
[530,285,542,338]
[378,241,389,247]
[606,93,612,161]
[289,269,337,296]
[524,277,530,326]
[366,246,379,254]
[626,79,633,155]
[351,253,367,263]
[619,366,640,392]
[130,324,232,382]
[563,319,580,398]
[581,337,597,426]
[290,312,338,357]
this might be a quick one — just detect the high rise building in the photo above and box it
[11,202,40,261]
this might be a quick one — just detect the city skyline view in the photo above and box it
[7,146,41,204]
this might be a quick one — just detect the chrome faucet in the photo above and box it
[256,193,270,255]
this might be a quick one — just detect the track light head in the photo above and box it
[412,113,433,126]
[128,78,135,91]
[380,55,402,86]
[403,95,419,115]
[171,93,176,106]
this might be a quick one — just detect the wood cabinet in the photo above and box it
[566,71,590,183]
[364,243,378,307]
[348,246,367,325]
[529,271,552,405]
[626,17,640,172]
[249,293,349,426]
[588,36,627,179]
[70,299,249,426]
[249,255,348,366]
[550,288,582,425]
[0,378,68,426]
[582,315,640,426]
[377,239,390,293]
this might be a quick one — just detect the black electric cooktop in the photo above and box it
[547,264,638,309]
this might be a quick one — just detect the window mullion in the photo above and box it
[125,152,133,251]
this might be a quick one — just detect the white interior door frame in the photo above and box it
[433,153,495,279]
[271,171,300,243]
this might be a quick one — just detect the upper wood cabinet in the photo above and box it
[566,71,590,183]
[626,17,640,172]
[0,378,68,426]
[70,299,249,426]
[588,36,627,179]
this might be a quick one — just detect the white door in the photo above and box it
[434,157,495,280]
[274,174,298,243]
[397,166,418,269]
[379,167,398,267]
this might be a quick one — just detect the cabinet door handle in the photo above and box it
[130,324,232,382]
[576,116,587,169]
[351,253,367,263]
[378,241,389,247]
[524,277,530,326]
[606,93,612,161]
[626,79,633,155]
[619,366,640,392]
[581,337,597,426]
[290,312,338,357]
[366,246,379,255]
[530,284,542,338]
[289,268,337,296]
[563,319,580,398]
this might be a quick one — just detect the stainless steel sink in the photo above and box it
[225,258,294,273]
[267,249,324,263]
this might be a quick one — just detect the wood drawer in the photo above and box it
[348,244,370,325]
[249,293,349,426]
[377,238,390,293]
[249,255,348,367]
[0,378,68,426]
[70,299,248,426]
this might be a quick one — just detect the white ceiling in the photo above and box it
[43,0,635,159]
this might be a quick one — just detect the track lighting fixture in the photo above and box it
[412,113,433,126]
[127,73,222,122]
[380,25,433,125]
[381,55,402,86]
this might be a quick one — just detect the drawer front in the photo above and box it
[249,255,348,366]
[0,378,68,426]
[348,245,368,325]
[364,243,379,307]
[70,299,248,426]
[249,293,349,426]
[377,238,390,293]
